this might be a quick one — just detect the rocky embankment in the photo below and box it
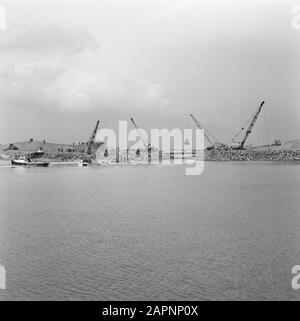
[204,149,300,161]
[40,152,94,162]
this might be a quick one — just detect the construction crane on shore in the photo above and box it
[86,120,100,154]
[130,117,151,156]
[231,101,265,150]
[190,114,225,150]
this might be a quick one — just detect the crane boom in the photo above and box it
[130,118,139,132]
[240,101,265,149]
[86,120,100,154]
[190,114,214,146]
[130,117,148,149]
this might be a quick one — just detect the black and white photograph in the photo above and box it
[0,0,300,308]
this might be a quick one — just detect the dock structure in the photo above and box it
[148,146,151,164]
[159,151,163,163]
[116,147,120,163]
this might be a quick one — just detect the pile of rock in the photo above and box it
[204,149,300,161]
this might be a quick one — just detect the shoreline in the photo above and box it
[1,149,300,167]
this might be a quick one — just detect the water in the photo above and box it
[0,162,299,301]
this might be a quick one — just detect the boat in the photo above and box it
[79,159,89,167]
[11,156,49,167]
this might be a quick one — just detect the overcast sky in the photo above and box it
[0,0,299,145]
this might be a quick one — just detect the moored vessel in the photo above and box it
[11,156,49,167]
[79,159,89,167]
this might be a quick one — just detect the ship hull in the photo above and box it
[11,160,50,167]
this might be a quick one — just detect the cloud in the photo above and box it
[84,76,170,112]
[0,19,170,113]
[0,64,170,113]
[0,22,99,58]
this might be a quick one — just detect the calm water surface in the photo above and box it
[0,162,299,300]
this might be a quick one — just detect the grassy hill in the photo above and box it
[251,139,300,152]
[0,141,84,153]
[282,139,300,150]
[0,140,103,154]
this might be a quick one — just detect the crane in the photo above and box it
[86,120,100,154]
[130,117,150,151]
[231,101,265,150]
[190,114,224,150]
